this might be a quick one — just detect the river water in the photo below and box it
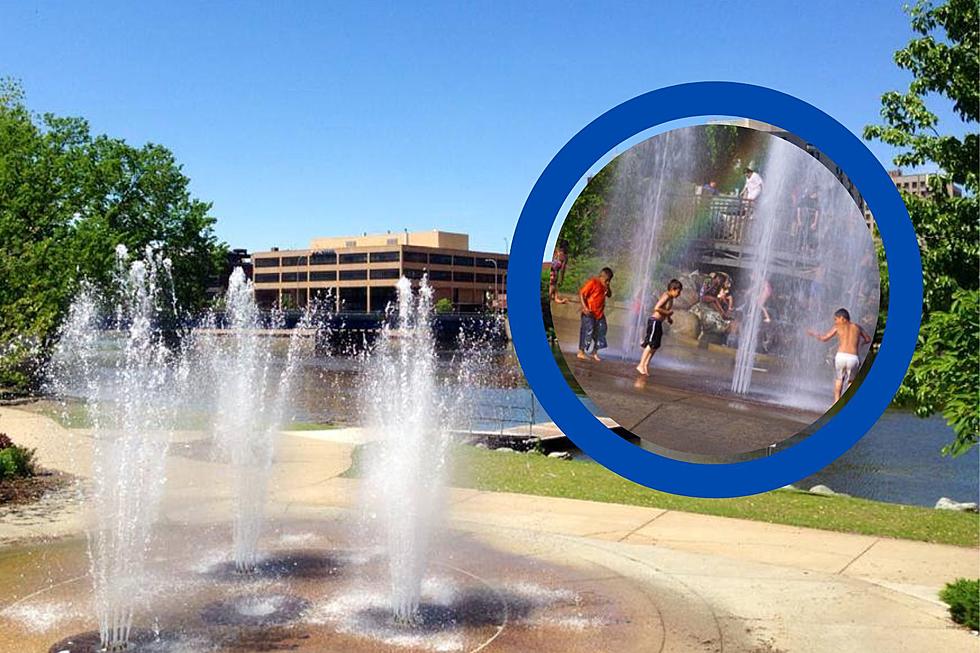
[798,411,978,507]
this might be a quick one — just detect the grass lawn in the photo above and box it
[284,421,342,431]
[347,443,979,548]
[34,402,338,433]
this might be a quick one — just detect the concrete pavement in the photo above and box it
[0,406,977,652]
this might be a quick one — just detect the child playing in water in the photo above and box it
[806,308,871,401]
[549,240,570,304]
[635,279,683,376]
[577,267,614,361]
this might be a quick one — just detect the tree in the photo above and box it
[864,0,978,455]
[0,79,226,391]
[559,158,618,259]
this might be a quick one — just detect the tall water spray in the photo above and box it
[361,276,453,624]
[599,129,697,358]
[731,137,878,404]
[49,245,186,651]
[730,142,787,395]
[201,267,314,573]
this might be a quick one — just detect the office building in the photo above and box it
[251,230,508,312]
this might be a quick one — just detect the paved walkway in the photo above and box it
[1,406,977,652]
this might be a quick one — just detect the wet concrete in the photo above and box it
[553,307,821,461]
[0,520,696,653]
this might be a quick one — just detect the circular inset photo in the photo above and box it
[546,123,881,462]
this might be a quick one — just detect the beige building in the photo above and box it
[251,230,508,313]
[887,168,962,199]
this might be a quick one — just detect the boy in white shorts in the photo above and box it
[807,308,872,402]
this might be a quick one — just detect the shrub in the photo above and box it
[0,444,36,480]
[0,432,12,450]
[940,578,979,630]
[434,298,453,314]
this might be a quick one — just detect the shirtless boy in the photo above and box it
[635,279,683,376]
[807,308,871,401]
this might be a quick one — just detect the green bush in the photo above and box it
[434,297,453,314]
[940,578,979,630]
[0,444,36,480]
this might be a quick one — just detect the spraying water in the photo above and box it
[597,129,697,358]
[730,137,878,405]
[361,276,453,624]
[197,267,317,573]
[577,125,878,412]
[49,245,186,651]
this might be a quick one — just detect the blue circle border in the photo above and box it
[507,82,922,497]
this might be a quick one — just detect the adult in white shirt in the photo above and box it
[741,166,764,201]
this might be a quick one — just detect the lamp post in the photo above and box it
[484,258,499,312]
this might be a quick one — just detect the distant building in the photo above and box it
[887,168,962,199]
[251,230,508,313]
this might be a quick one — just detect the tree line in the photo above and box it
[0,79,226,392]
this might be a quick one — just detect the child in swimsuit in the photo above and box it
[807,307,872,401]
[549,240,570,304]
[635,279,683,376]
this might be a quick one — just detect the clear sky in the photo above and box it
[0,1,960,255]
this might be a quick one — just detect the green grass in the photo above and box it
[284,421,342,431]
[36,402,338,433]
[346,443,979,548]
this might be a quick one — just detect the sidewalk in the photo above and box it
[1,406,977,652]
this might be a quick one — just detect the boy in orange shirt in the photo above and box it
[577,267,614,361]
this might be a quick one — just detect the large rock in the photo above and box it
[678,287,699,307]
[935,497,978,512]
[809,484,849,497]
[669,310,700,338]
[547,451,572,460]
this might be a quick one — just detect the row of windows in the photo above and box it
[252,251,508,269]
[255,269,505,284]
[255,269,415,283]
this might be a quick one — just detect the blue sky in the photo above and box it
[0,1,960,255]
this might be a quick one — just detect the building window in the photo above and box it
[428,270,451,281]
[254,257,279,268]
[475,273,496,283]
[403,251,428,263]
[496,259,508,270]
[281,272,298,282]
[369,251,400,263]
[430,253,452,265]
[475,258,496,268]
[280,256,307,267]
[310,270,337,282]
[339,269,368,281]
[345,240,356,247]
[453,271,474,282]
[403,268,425,279]
[452,255,475,267]
[310,251,336,265]
[370,269,400,280]
[339,253,368,264]
[254,273,279,283]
